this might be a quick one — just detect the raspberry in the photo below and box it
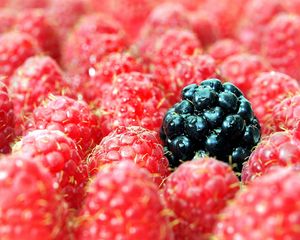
[62,13,128,76]
[47,0,88,41]
[14,130,88,208]
[189,10,219,47]
[0,154,70,239]
[151,28,202,91]
[248,72,300,135]
[163,157,239,239]
[283,0,300,14]
[26,95,102,157]
[9,56,72,135]
[236,0,284,53]
[152,28,201,68]
[15,9,60,60]
[77,161,173,240]
[169,54,218,104]
[208,39,245,64]
[202,0,244,38]
[271,95,300,132]
[241,128,300,184]
[220,54,270,96]
[81,52,144,107]
[88,126,170,186]
[262,13,300,80]
[0,82,15,154]
[140,2,191,39]
[215,167,300,239]
[161,79,261,171]
[101,72,170,136]
[0,32,40,85]
[7,0,48,9]
[91,0,158,40]
[0,9,16,34]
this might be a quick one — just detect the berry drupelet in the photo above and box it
[161,79,261,171]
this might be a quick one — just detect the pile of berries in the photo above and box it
[1,0,300,239]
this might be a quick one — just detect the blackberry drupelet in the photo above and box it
[161,79,261,171]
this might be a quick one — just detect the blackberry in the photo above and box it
[161,79,261,171]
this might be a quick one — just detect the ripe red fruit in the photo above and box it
[271,95,300,132]
[47,0,89,41]
[62,13,128,76]
[215,167,300,239]
[81,52,144,107]
[91,0,159,40]
[220,53,270,96]
[262,13,300,80]
[208,39,245,64]
[152,28,201,68]
[0,82,15,154]
[100,72,170,136]
[88,126,170,186]
[26,95,102,157]
[0,32,40,85]
[189,10,219,47]
[77,161,174,240]
[242,127,300,184]
[15,130,88,208]
[169,54,218,104]
[140,2,192,39]
[15,9,60,60]
[10,56,72,135]
[248,71,300,135]
[0,9,16,34]
[0,154,70,240]
[202,0,244,38]
[163,158,239,239]
[237,0,284,53]
[7,0,48,9]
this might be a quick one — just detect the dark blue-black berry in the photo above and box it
[160,79,261,172]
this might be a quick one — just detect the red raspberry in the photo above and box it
[15,9,60,60]
[220,54,270,96]
[0,32,40,85]
[163,157,239,239]
[248,72,300,135]
[0,82,15,154]
[152,28,201,68]
[208,39,245,64]
[151,29,202,89]
[91,0,159,40]
[0,9,16,34]
[242,127,300,184]
[88,126,170,186]
[101,72,170,136]
[77,161,173,240]
[47,0,89,41]
[271,95,300,132]
[27,95,102,157]
[0,154,70,240]
[81,52,144,107]
[202,0,244,38]
[14,130,88,208]
[7,0,48,9]
[189,11,219,47]
[169,54,218,104]
[215,167,300,239]
[262,14,300,80]
[62,13,128,77]
[236,0,283,53]
[10,56,72,135]
[140,2,191,38]
[283,0,300,14]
